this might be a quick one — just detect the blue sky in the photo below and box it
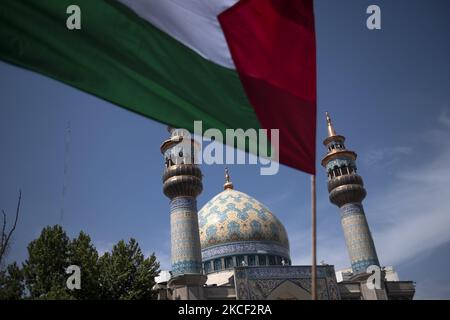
[1,0,450,299]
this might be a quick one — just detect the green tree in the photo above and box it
[22,225,70,299]
[35,285,75,300]
[7,225,161,300]
[98,238,160,300]
[0,262,24,300]
[68,231,100,299]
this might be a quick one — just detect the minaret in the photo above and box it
[321,113,380,274]
[160,127,206,299]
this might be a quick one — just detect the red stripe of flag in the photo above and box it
[219,0,317,174]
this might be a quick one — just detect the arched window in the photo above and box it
[236,255,245,266]
[334,166,341,177]
[268,255,277,265]
[214,259,222,271]
[225,257,234,269]
[275,256,282,265]
[258,255,267,266]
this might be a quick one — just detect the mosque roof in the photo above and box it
[198,169,290,261]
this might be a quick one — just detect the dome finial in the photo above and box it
[224,167,234,190]
[326,111,337,137]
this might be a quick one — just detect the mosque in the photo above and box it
[153,114,416,300]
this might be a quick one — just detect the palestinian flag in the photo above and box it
[0,0,317,174]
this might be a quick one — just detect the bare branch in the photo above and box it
[0,190,22,266]
[8,190,21,238]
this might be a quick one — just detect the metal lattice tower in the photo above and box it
[60,121,71,225]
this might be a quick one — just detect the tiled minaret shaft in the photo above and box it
[161,128,203,276]
[321,113,380,274]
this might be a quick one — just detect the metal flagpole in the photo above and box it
[311,174,317,300]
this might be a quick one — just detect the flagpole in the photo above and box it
[311,174,317,300]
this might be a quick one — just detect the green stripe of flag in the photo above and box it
[0,0,262,137]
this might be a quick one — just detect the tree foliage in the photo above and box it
[0,225,160,300]
[98,239,160,300]
[68,231,101,299]
[0,262,24,300]
[23,225,70,299]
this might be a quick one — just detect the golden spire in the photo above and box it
[326,112,337,137]
[224,167,234,190]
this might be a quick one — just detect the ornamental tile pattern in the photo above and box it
[198,189,289,251]
[340,203,379,273]
[234,266,340,300]
[170,196,202,276]
[201,241,290,261]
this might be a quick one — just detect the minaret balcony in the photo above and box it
[162,164,203,199]
[327,173,364,192]
[328,174,367,207]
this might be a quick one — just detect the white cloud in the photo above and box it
[369,113,450,266]
[362,146,412,168]
[439,110,450,127]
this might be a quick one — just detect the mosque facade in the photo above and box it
[154,115,416,300]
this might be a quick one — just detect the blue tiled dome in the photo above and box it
[198,188,290,266]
